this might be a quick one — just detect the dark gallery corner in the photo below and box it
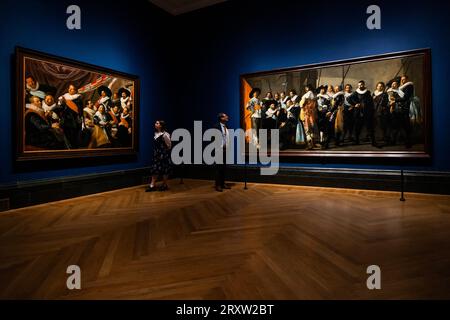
[1,0,450,310]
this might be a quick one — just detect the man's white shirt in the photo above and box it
[220,123,229,148]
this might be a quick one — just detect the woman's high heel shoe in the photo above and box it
[145,186,157,192]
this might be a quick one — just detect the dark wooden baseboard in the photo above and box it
[2,165,449,211]
[175,164,450,195]
[0,167,151,211]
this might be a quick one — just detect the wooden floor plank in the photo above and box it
[1,179,449,299]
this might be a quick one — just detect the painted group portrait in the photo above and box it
[241,49,431,160]
[16,47,139,161]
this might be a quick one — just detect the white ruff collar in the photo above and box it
[121,114,130,119]
[121,96,130,103]
[399,82,413,90]
[62,92,81,100]
[373,90,384,97]
[95,110,106,118]
[317,93,330,99]
[344,91,352,97]
[26,82,39,91]
[29,104,44,114]
[333,91,344,98]
[99,96,110,103]
[356,88,368,95]
[387,88,405,98]
[42,101,56,110]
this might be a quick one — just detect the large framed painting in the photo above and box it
[240,48,431,161]
[15,46,140,161]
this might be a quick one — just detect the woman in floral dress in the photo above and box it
[146,120,172,192]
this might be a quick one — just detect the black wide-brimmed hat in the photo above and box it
[44,87,57,97]
[316,85,327,94]
[97,85,112,97]
[249,87,261,99]
[386,77,401,88]
[118,87,131,97]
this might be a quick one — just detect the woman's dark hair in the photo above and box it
[156,120,166,132]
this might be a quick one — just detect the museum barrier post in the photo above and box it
[400,169,405,202]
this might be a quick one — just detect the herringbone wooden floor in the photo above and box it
[1,179,450,299]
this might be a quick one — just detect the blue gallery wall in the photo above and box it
[174,0,450,171]
[2,0,450,186]
[0,0,173,184]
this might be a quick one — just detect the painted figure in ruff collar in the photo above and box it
[58,84,84,149]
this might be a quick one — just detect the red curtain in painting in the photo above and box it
[242,79,252,142]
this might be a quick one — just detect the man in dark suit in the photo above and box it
[213,113,231,192]
[58,84,84,149]
[348,80,378,147]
